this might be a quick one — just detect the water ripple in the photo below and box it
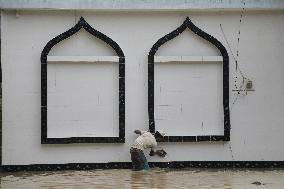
[1,168,284,189]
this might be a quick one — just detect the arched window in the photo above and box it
[41,17,125,144]
[148,17,230,142]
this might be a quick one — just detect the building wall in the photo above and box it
[1,10,284,165]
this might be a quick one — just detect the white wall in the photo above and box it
[1,10,284,165]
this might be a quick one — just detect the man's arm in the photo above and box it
[149,139,167,157]
[149,148,155,156]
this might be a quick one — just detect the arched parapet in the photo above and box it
[41,17,124,62]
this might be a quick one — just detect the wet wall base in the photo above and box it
[1,161,284,172]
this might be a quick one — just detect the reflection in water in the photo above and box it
[130,169,167,189]
[1,168,284,189]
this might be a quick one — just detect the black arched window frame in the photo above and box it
[148,17,230,142]
[41,17,125,144]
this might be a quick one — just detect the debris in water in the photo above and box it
[251,181,262,185]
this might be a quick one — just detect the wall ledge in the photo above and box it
[2,161,284,172]
[47,56,119,63]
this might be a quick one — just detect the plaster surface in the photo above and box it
[1,10,284,164]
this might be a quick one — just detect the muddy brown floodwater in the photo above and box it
[1,168,284,189]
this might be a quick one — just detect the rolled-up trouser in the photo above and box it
[130,147,150,171]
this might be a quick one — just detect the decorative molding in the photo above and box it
[41,17,125,144]
[154,56,223,63]
[148,17,230,142]
[2,161,284,172]
[47,56,120,63]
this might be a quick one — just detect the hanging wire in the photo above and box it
[220,0,250,111]
[235,0,247,79]
[74,10,77,24]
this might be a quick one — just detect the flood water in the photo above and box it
[1,168,284,189]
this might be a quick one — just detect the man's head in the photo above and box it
[134,130,142,135]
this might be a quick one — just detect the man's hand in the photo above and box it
[134,130,142,135]
[155,149,167,157]
[149,149,167,157]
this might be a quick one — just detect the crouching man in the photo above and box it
[130,130,167,171]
